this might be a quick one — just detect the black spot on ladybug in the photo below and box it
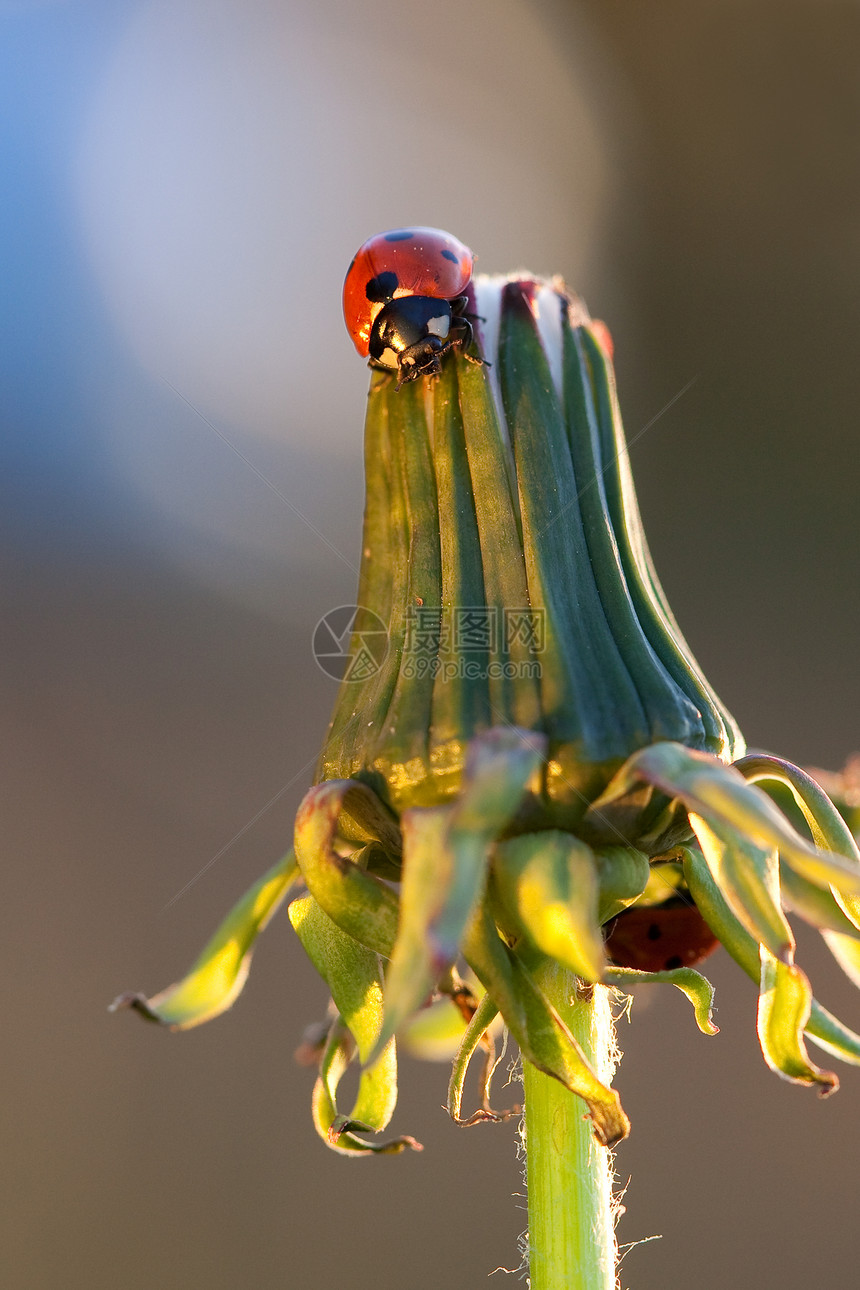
[646,923,662,941]
[365,271,398,302]
[441,249,458,264]
[384,230,413,242]
[665,955,683,970]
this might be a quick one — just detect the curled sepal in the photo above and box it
[492,831,604,981]
[688,812,794,964]
[109,853,299,1029]
[735,753,860,858]
[447,993,517,1125]
[311,1021,422,1156]
[735,754,860,931]
[593,742,860,897]
[370,727,546,1062]
[604,965,719,1035]
[757,950,839,1095]
[801,756,860,840]
[594,846,650,924]
[682,845,860,1069]
[294,780,400,957]
[289,894,421,1154]
[462,905,630,1146]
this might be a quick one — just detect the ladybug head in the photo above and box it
[395,339,447,387]
[368,296,454,385]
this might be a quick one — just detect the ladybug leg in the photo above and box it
[449,316,490,369]
[450,294,486,324]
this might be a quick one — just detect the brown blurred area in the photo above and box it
[2,3,859,1288]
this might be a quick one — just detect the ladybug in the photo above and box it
[604,900,720,973]
[343,227,484,388]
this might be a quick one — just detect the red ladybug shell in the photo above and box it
[604,903,720,973]
[343,227,474,358]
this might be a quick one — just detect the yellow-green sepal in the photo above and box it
[367,803,452,1063]
[446,992,516,1125]
[492,830,604,981]
[757,949,838,1094]
[368,727,545,1063]
[604,965,719,1035]
[429,726,546,965]
[682,844,860,1070]
[109,852,299,1029]
[688,813,793,963]
[311,1020,421,1156]
[594,846,650,923]
[294,780,400,957]
[289,893,385,1063]
[735,753,860,930]
[289,893,420,1155]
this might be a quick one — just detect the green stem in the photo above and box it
[523,970,618,1290]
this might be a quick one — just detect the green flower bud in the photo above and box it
[114,261,860,1160]
[318,276,742,841]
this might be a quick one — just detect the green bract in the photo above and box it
[114,275,860,1154]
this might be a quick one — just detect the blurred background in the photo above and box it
[3,1,859,1286]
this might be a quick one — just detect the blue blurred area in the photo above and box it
[0,4,143,540]
[0,3,363,619]
[0,0,612,590]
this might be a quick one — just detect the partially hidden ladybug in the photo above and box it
[343,227,485,388]
[604,900,721,973]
